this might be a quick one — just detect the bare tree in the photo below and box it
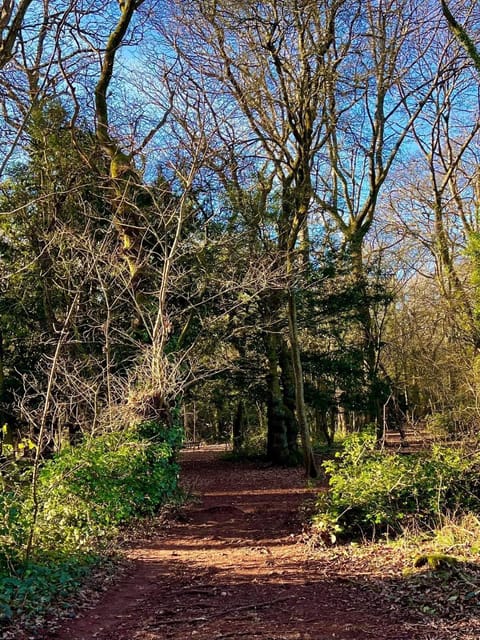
[312,0,459,430]
[389,74,480,345]
[160,0,354,475]
[0,0,34,69]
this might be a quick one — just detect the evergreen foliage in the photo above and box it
[0,420,181,620]
[314,433,480,541]
[1,0,480,625]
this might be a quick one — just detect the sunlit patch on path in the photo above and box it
[44,446,435,640]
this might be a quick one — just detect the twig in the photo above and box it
[148,593,298,628]
[214,633,264,639]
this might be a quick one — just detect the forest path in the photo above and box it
[45,445,430,640]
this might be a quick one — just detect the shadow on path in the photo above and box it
[44,446,453,640]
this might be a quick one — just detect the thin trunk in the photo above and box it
[25,292,80,561]
[214,397,228,443]
[233,399,246,454]
[94,0,146,329]
[0,329,4,455]
[441,1,480,75]
[286,285,318,478]
[0,329,4,406]
[0,0,34,69]
[434,201,480,349]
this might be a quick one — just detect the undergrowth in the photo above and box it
[314,432,480,544]
[0,419,182,623]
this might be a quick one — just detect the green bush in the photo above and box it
[0,419,181,621]
[314,432,480,540]
[32,421,181,553]
[0,487,30,570]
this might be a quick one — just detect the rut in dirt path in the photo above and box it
[44,445,430,640]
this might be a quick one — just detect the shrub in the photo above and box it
[0,419,181,621]
[314,432,480,541]
[0,487,30,571]
[31,421,181,553]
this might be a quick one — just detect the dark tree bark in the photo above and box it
[265,331,289,464]
[232,399,247,454]
[279,338,300,464]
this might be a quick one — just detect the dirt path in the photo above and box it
[41,446,433,640]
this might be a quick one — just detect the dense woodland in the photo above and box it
[1,0,480,624]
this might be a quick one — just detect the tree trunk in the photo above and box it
[265,331,289,465]
[94,0,148,332]
[348,234,386,433]
[286,287,318,478]
[0,329,5,455]
[232,399,246,454]
[278,338,300,464]
[315,408,333,447]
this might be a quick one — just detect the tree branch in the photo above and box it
[441,0,480,76]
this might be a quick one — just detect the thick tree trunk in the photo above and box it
[315,408,333,447]
[278,338,300,464]
[265,331,289,465]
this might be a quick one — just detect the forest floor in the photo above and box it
[13,445,480,640]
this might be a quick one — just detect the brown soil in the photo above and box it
[29,446,471,639]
